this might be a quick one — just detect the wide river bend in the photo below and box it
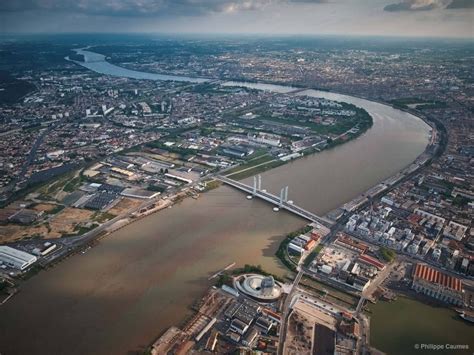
[0,50,430,355]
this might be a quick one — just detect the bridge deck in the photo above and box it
[217,176,333,227]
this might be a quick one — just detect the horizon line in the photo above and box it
[0,31,473,41]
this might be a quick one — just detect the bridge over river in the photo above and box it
[216,175,334,228]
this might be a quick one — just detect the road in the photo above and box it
[278,267,304,355]
[358,313,370,355]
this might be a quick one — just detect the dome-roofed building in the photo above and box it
[261,276,276,296]
[235,274,282,302]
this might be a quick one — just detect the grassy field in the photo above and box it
[36,169,82,201]
[203,180,222,191]
[226,160,284,180]
[390,97,447,110]
[224,153,274,174]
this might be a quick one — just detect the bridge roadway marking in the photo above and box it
[216,176,334,228]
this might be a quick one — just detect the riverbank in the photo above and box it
[223,114,374,182]
[0,49,433,355]
[0,186,307,355]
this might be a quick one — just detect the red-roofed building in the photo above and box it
[412,263,464,306]
[311,232,321,241]
[358,254,386,271]
[335,234,368,254]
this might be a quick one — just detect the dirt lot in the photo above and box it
[285,310,314,355]
[48,208,95,237]
[32,203,57,213]
[0,224,49,243]
[285,300,338,355]
[108,197,142,215]
[0,207,95,242]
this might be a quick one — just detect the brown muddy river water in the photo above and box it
[0,66,430,354]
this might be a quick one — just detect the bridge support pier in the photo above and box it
[216,175,333,227]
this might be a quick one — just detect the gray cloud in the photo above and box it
[384,0,473,11]
[0,0,278,16]
[446,0,474,9]
[0,0,471,37]
[0,0,329,16]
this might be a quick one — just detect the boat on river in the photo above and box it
[456,309,474,323]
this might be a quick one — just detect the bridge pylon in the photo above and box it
[279,187,285,207]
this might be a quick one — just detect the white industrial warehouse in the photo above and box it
[0,246,37,270]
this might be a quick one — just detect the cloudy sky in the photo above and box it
[0,0,472,38]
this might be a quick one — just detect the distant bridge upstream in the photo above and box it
[216,175,334,228]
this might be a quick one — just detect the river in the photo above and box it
[70,49,209,83]
[370,297,473,355]
[0,50,432,355]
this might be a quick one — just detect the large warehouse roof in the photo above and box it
[0,246,37,270]
[413,263,462,292]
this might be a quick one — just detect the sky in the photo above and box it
[0,0,473,38]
